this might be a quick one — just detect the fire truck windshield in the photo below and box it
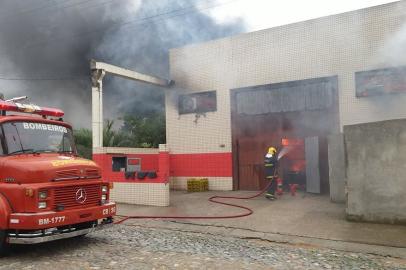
[2,122,76,155]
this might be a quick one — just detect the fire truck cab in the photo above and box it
[0,96,115,254]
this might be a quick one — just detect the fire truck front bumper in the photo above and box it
[6,202,116,244]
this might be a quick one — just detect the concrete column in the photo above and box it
[158,144,170,182]
[91,70,105,149]
[328,133,346,203]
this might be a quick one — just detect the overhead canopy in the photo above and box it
[90,60,173,149]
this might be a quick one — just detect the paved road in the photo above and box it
[0,225,405,270]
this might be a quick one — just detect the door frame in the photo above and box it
[305,136,321,193]
[230,76,339,191]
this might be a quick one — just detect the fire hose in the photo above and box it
[114,181,272,224]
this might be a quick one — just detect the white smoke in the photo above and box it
[277,145,295,160]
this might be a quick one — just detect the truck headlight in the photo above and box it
[38,201,47,209]
[39,190,48,199]
[101,185,108,193]
[101,194,107,204]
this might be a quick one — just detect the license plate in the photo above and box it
[38,216,66,225]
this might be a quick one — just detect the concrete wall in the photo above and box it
[345,119,406,224]
[328,134,346,203]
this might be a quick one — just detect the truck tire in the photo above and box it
[0,230,8,256]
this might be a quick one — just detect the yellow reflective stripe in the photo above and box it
[265,164,274,167]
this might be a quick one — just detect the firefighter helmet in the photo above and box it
[268,147,277,154]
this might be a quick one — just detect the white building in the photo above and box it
[166,1,406,204]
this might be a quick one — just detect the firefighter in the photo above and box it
[264,146,278,200]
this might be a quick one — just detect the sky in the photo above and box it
[207,0,399,31]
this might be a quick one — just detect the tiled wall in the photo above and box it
[94,147,167,206]
[168,1,406,149]
[110,182,170,206]
[93,147,159,155]
[168,153,233,191]
[93,147,233,193]
[169,153,232,177]
[170,177,233,191]
[93,147,160,183]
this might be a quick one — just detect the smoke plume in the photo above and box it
[0,0,245,128]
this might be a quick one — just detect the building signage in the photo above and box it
[355,66,406,97]
[178,91,217,114]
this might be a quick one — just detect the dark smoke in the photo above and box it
[0,0,245,127]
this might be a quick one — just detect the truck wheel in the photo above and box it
[0,230,8,256]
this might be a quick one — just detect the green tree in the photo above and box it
[73,114,166,158]
[122,113,166,148]
[73,128,92,159]
[103,119,132,147]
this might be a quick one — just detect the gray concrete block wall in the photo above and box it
[344,119,406,224]
[328,134,346,203]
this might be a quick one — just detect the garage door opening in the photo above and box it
[280,138,306,191]
[231,76,339,193]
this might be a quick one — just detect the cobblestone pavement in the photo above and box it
[0,225,405,270]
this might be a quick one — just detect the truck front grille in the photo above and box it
[53,184,101,210]
[56,169,80,179]
[55,169,101,181]
[85,169,100,178]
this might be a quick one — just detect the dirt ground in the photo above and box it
[1,225,405,270]
[118,191,406,258]
[1,191,405,269]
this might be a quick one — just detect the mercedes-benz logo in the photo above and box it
[75,188,87,204]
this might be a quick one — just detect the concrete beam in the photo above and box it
[90,60,172,87]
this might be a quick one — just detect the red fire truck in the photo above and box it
[0,96,116,254]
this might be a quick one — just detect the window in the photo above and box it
[127,158,141,172]
[2,121,75,155]
[112,156,127,172]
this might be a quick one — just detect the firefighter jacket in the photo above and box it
[264,153,278,179]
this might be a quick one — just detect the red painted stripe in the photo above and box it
[94,152,233,181]
[93,153,163,183]
[170,153,232,177]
